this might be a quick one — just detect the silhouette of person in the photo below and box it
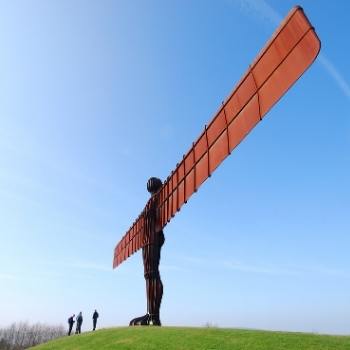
[92,310,99,331]
[129,177,164,326]
[75,312,83,334]
[67,314,75,336]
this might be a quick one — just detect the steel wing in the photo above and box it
[113,6,321,268]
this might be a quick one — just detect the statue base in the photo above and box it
[129,314,161,326]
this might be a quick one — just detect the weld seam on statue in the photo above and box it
[129,177,164,326]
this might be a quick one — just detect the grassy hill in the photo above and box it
[30,327,350,350]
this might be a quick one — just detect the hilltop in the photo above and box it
[30,326,350,350]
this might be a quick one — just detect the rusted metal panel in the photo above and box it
[209,130,229,174]
[185,168,195,202]
[171,188,177,217]
[259,29,320,116]
[159,189,164,228]
[177,161,185,182]
[167,194,173,222]
[224,73,256,124]
[195,153,209,189]
[184,149,194,175]
[207,110,227,146]
[194,131,207,161]
[163,179,168,223]
[228,95,260,153]
[171,172,178,215]
[252,9,310,87]
[177,180,185,208]
[161,184,167,227]
[113,6,320,269]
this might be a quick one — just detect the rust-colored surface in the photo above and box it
[113,6,320,269]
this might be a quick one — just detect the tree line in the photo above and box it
[0,322,65,349]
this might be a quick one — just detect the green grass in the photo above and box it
[30,327,350,350]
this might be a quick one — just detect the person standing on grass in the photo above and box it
[67,314,75,336]
[92,309,99,331]
[75,312,83,334]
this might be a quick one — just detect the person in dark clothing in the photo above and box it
[75,312,83,334]
[92,310,99,331]
[67,314,75,336]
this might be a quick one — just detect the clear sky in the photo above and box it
[0,0,349,335]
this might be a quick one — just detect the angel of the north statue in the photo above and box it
[113,6,320,326]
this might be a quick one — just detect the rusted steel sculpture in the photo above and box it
[129,177,164,326]
[113,6,321,326]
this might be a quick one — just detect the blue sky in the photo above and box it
[0,0,349,335]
